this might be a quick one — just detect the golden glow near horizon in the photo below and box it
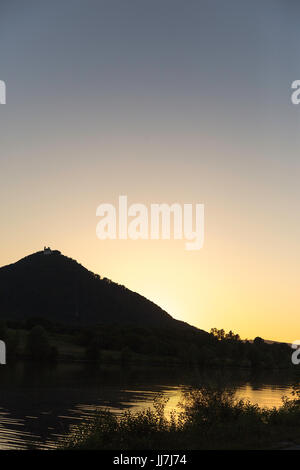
[0,145,299,345]
[1,2,300,345]
[0,233,298,344]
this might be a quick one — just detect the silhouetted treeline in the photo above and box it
[0,320,58,362]
[79,325,292,369]
[3,318,291,368]
[26,325,58,362]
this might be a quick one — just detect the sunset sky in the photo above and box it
[0,0,299,342]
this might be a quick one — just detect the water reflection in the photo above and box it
[0,362,298,449]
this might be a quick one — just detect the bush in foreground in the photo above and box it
[62,386,300,450]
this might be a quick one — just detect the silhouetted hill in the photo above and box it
[0,249,205,333]
[0,250,293,369]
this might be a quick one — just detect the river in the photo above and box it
[0,362,298,450]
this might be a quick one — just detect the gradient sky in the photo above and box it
[0,0,300,342]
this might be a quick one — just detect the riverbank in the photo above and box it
[63,387,300,450]
[3,324,294,370]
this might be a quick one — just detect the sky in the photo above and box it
[0,0,300,342]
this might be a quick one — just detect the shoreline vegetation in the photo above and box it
[62,386,300,450]
[0,320,293,369]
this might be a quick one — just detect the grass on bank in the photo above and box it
[8,327,177,364]
[62,386,300,450]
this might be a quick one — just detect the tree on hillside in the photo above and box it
[254,336,264,346]
[26,325,57,361]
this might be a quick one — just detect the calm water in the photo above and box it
[0,362,298,450]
